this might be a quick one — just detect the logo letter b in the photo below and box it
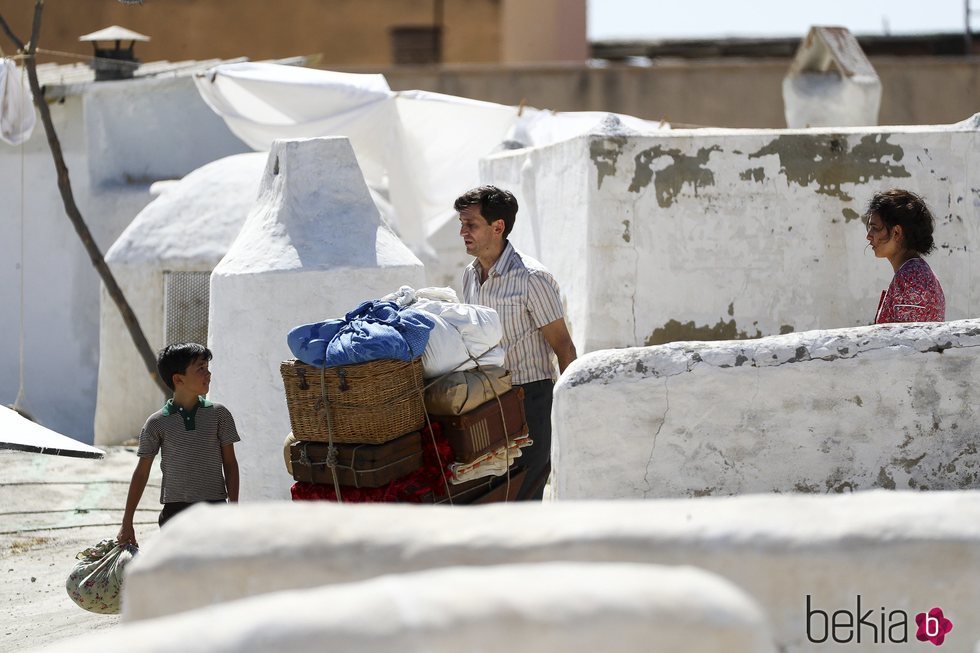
[806,595,829,644]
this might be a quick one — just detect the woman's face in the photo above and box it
[866,212,900,259]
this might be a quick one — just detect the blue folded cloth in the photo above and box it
[287,300,434,367]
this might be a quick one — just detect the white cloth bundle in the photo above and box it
[383,286,505,378]
[382,285,459,307]
[66,539,137,614]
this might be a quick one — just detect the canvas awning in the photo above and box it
[193,63,670,247]
[1,406,104,459]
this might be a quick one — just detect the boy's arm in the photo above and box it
[221,443,239,503]
[117,456,154,547]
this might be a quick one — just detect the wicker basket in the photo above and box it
[281,358,425,445]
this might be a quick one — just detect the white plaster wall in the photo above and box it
[208,137,425,501]
[418,216,472,295]
[84,75,250,187]
[0,75,249,443]
[552,319,980,499]
[0,98,147,440]
[95,153,268,445]
[121,492,980,652]
[481,116,980,355]
[43,563,775,653]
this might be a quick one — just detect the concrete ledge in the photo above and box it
[42,563,776,653]
[553,319,980,499]
[122,492,980,651]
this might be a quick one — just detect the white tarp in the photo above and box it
[0,59,36,146]
[194,63,516,247]
[194,63,670,248]
[0,406,104,458]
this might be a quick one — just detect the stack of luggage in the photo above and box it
[280,356,430,499]
[280,287,528,504]
[424,366,530,491]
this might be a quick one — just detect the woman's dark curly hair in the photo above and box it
[864,189,936,255]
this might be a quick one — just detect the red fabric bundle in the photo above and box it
[291,422,454,503]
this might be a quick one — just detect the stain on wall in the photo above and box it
[739,167,766,182]
[629,145,722,207]
[645,318,763,346]
[621,219,631,243]
[748,133,910,201]
[589,136,627,190]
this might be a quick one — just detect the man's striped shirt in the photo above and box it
[137,397,240,504]
[462,241,565,385]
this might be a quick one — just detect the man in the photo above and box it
[456,185,577,501]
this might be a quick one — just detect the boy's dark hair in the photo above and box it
[157,343,212,391]
[454,185,519,238]
[865,189,936,255]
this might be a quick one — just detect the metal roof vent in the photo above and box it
[79,25,150,81]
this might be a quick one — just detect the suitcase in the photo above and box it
[430,387,527,463]
[427,467,527,504]
[289,431,423,488]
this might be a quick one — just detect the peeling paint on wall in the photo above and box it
[739,167,766,182]
[589,136,627,190]
[779,324,795,334]
[877,467,897,489]
[748,134,910,201]
[645,318,763,346]
[621,219,631,243]
[841,208,861,223]
[629,145,722,207]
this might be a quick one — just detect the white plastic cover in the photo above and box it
[193,63,670,248]
[0,59,36,146]
[194,63,516,247]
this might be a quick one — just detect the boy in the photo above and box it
[117,343,240,547]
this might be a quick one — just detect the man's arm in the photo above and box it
[117,456,154,547]
[221,443,239,502]
[539,318,577,374]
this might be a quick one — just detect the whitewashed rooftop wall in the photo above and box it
[553,319,980,499]
[481,114,980,354]
[116,492,980,652]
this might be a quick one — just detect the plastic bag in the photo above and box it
[65,538,137,614]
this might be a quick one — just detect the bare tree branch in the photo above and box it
[27,0,43,53]
[1,1,170,397]
[0,12,25,51]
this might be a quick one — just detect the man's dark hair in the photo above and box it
[157,343,212,391]
[865,189,936,255]
[454,185,519,238]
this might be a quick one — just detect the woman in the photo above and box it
[865,189,945,324]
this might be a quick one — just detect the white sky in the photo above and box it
[588,0,972,40]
